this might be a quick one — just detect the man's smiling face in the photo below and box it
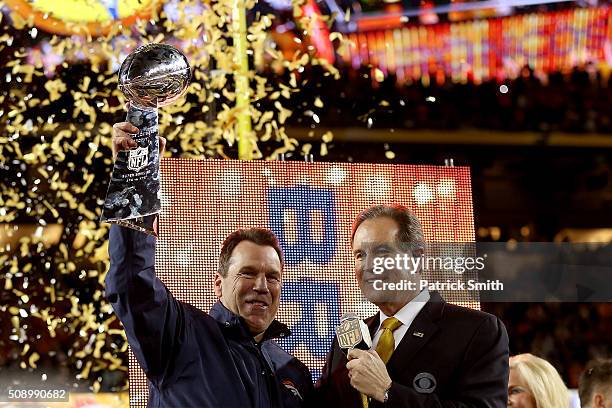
[215,240,282,338]
[352,216,418,304]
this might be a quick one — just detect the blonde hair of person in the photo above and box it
[509,353,570,408]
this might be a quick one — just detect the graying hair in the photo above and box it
[351,204,425,254]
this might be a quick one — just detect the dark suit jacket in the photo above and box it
[313,292,509,407]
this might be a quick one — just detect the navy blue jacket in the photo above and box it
[105,224,313,408]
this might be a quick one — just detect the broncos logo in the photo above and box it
[282,380,303,401]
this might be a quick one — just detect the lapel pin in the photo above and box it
[413,331,425,338]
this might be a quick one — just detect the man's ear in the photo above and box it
[214,273,223,299]
[593,393,604,408]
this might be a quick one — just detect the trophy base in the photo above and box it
[110,214,158,236]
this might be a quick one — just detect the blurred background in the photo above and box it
[0,0,611,406]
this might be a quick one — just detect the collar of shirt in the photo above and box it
[209,301,291,343]
[372,289,431,349]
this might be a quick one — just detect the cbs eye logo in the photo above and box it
[413,372,437,394]
[4,0,160,36]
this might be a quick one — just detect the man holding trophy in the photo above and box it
[103,44,312,407]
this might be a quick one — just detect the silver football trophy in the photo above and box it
[101,43,191,235]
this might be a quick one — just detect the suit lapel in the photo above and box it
[386,293,445,377]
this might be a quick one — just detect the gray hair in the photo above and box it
[351,204,425,254]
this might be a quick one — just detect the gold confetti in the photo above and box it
[28,353,40,369]
[11,316,20,331]
[329,32,343,42]
[0,0,342,392]
[322,131,333,143]
[320,143,328,156]
[374,68,385,82]
[80,361,93,380]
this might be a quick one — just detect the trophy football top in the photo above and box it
[118,43,191,108]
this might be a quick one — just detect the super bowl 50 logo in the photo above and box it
[3,0,161,36]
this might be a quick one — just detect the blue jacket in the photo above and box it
[105,224,313,408]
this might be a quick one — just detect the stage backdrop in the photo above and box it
[126,159,477,407]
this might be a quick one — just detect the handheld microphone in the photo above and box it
[336,313,372,353]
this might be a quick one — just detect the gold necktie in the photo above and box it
[376,317,402,364]
[361,317,402,408]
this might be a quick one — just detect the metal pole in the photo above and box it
[232,0,253,160]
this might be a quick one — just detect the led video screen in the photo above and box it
[341,7,609,82]
[126,159,476,407]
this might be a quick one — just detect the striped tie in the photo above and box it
[361,317,402,408]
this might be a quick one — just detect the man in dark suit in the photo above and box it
[314,204,509,407]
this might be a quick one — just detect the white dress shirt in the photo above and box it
[371,289,431,350]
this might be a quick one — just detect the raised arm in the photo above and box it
[104,123,178,382]
[105,223,185,382]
